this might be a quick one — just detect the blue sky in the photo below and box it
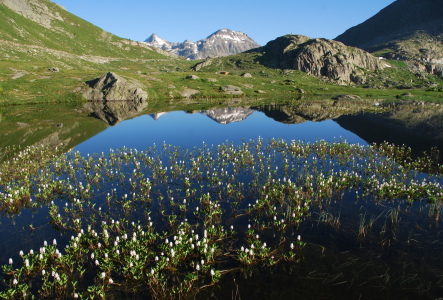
[51,0,395,45]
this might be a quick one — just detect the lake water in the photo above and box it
[1,99,443,299]
[74,108,368,154]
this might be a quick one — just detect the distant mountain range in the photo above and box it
[143,29,260,60]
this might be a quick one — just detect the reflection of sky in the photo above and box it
[74,110,368,154]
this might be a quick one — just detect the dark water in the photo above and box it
[1,100,443,299]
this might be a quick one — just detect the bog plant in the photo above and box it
[0,139,442,299]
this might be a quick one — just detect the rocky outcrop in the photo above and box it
[83,72,148,101]
[144,29,260,60]
[335,0,443,75]
[192,58,215,71]
[258,35,384,84]
[0,0,65,28]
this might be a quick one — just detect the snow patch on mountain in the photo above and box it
[142,29,260,60]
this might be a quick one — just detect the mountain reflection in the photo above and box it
[200,107,255,124]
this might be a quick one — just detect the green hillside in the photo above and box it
[0,0,442,105]
[0,0,168,59]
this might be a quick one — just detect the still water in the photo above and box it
[74,109,367,154]
[1,100,443,299]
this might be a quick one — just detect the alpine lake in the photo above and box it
[1,96,443,299]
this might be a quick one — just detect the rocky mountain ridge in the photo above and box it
[143,29,260,60]
[335,0,443,76]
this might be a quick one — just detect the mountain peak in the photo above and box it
[143,29,260,59]
[144,33,171,49]
[207,29,252,43]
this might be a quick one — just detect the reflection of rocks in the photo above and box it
[201,107,255,124]
[257,105,308,124]
[83,72,148,101]
[84,99,148,126]
[335,101,443,155]
[149,112,169,120]
[256,99,379,124]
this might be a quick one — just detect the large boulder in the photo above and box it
[259,35,385,84]
[83,72,148,101]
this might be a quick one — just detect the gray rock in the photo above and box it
[49,67,60,72]
[206,78,217,82]
[186,75,199,80]
[0,0,64,28]
[179,88,200,98]
[241,73,252,78]
[260,35,384,83]
[332,94,361,101]
[83,72,148,101]
[192,58,214,71]
[221,85,243,95]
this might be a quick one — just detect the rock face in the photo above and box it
[143,29,260,60]
[83,72,148,101]
[258,35,384,83]
[0,0,65,28]
[335,0,443,75]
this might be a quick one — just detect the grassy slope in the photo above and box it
[0,1,442,105]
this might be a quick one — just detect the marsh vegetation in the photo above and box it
[0,138,442,299]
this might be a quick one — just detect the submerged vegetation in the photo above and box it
[0,139,442,299]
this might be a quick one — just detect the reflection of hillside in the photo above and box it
[84,99,148,126]
[256,100,443,158]
[200,107,255,124]
[335,102,443,156]
[0,103,107,160]
[256,100,380,124]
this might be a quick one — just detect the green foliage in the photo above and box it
[0,140,442,298]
